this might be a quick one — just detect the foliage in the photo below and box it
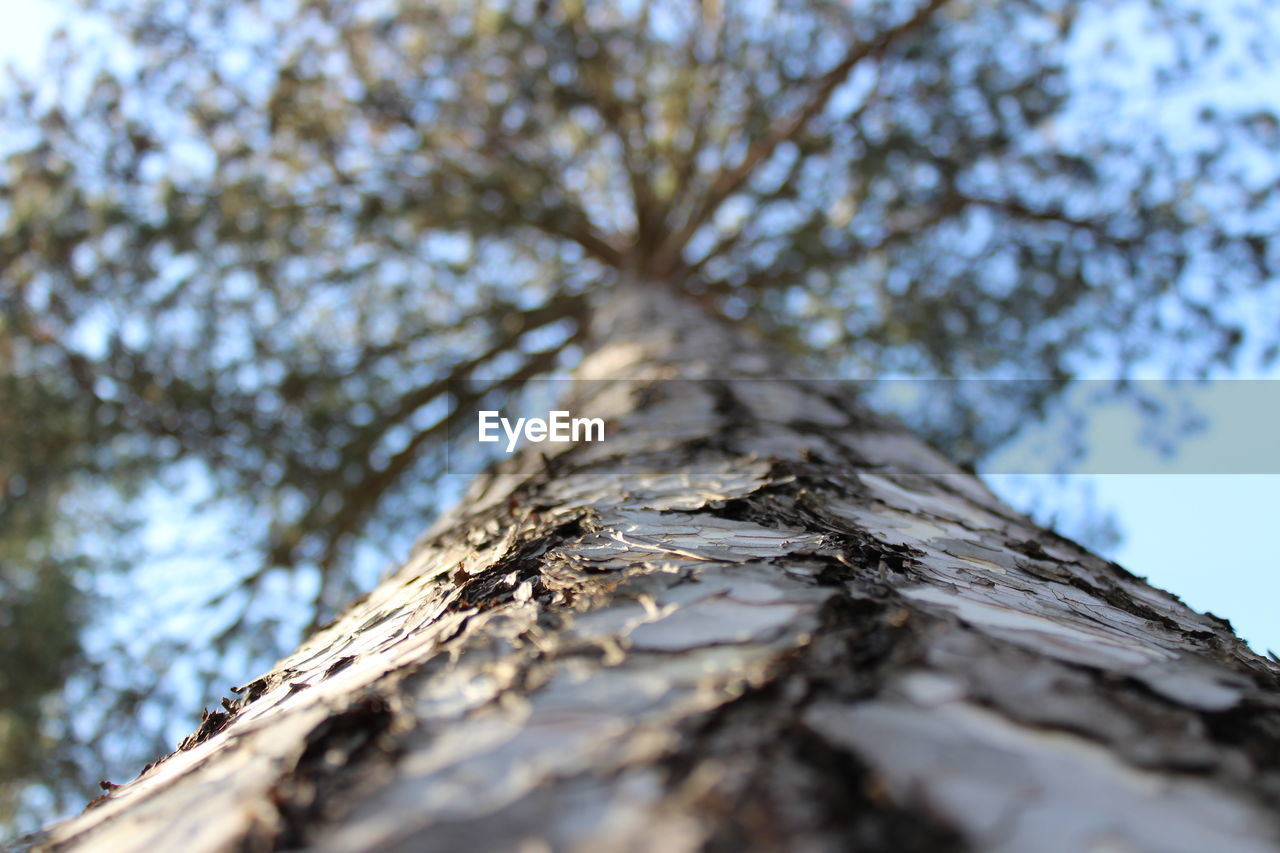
[1,0,1277,833]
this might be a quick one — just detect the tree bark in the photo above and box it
[20,283,1280,853]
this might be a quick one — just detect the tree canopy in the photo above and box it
[2,0,1278,833]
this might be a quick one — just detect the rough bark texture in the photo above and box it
[20,284,1280,852]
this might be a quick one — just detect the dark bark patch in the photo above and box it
[700,724,966,853]
[447,517,586,612]
[230,667,302,706]
[925,623,1280,796]
[671,457,922,586]
[1063,575,1183,633]
[708,379,755,436]
[1200,703,1280,795]
[324,656,356,678]
[177,708,230,751]
[265,695,402,851]
[657,593,962,851]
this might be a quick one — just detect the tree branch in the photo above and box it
[560,12,658,255]
[303,333,582,632]
[652,0,952,277]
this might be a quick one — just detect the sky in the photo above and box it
[986,385,1280,654]
[2,1,1276,658]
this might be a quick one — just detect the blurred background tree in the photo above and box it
[2,0,1277,835]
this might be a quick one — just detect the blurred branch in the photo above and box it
[667,10,728,228]
[222,294,589,630]
[437,153,623,267]
[965,196,1143,250]
[302,332,582,632]
[557,7,659,253]
[654,0,952,277]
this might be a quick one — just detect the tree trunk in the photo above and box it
[22,283,1280,853]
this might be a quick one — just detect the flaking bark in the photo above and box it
[19,283,1280,853]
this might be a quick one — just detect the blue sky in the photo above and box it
[987,389,1280,654]
[3,1,1276,656]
